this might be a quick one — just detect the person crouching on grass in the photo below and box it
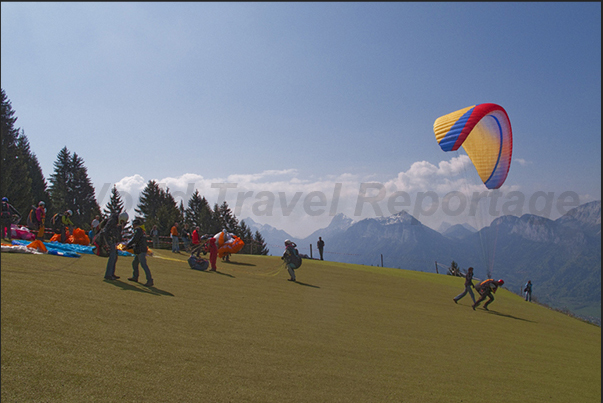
[127,218,154,287]
[472,279,504,311]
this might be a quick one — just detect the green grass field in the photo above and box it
[1,250,600,402]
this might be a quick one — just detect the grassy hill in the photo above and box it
[1,250,600,402]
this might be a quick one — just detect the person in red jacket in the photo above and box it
[207,236,218,271]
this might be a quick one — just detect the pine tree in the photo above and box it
[1,89,33,217]
[70,152,101,229]
[215,201,238,234]
[103,185,125,216]
[48,147,100,229]
[49,147,71,215]
[184,190,213,235]
[253,230,269,255]
[238,220,254,254]
[135,181,181,235]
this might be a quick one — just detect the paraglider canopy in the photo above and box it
[433,103,512,189]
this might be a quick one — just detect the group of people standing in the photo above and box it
[99,211,154,287]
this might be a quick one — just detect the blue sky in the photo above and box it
[2,2,600,237]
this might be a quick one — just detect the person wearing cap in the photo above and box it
[126,218,153,287]
[101,211,129,281]
[472,278,504,311]
[35,201,46,240]
[453,266,476,305]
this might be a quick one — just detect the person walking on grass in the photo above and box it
[282,239,302,282]
[472,279,504,311]
[453,266,476,305]
[127,218,154,287]
[524,280,533,302]
[102,211,128,281]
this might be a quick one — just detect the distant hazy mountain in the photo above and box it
[240,217,292,254]
[441,223,477,240]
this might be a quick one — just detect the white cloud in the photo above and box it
[105,156,546,237]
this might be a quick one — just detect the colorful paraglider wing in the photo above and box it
[433,103,512,189]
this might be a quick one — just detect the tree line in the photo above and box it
[1,88,268,255]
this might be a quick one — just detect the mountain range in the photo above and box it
[243,200,601,321]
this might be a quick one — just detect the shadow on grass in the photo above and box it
[485,310,536,323]
[212,270,235,278]
[295,281,320,289]
[103,279,175,296]
[222,261,256,267]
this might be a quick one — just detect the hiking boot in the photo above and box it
[143,280,154,287]
[127,277,138,282]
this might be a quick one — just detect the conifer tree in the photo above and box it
[103,185,125,216]
[238,220,254,254]
[185,190,213,235]
[253,230,269,255]
[136,181,180,235]
[48,147,100,229]
[1,89,33,217]
[215,201,238,234]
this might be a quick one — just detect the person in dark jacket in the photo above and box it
[453,266,476,304]
[317,236,325,260]
[472,279,504,311]
[524,280,533,302]
[1,197,21,240]
[101,211,128,281]
[127,218,153,287]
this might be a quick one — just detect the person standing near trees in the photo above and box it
[207,235,218,271]
[35,201,46,240]
[170,222,180,253]
[317,236,325,260]
[1,197,20,240]
[181,223,191,252]
[126,218,154,287]
[150,225,159,249]
[453,266,476,304]
[60,210,74,243]
[102,211,128,281]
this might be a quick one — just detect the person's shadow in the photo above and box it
[486,310,535,323]
[103,279,175,296]
[294,281,320,289]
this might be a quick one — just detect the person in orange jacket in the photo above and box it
[170,222,180,253]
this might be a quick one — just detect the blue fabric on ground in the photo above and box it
[11,240,134,257]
